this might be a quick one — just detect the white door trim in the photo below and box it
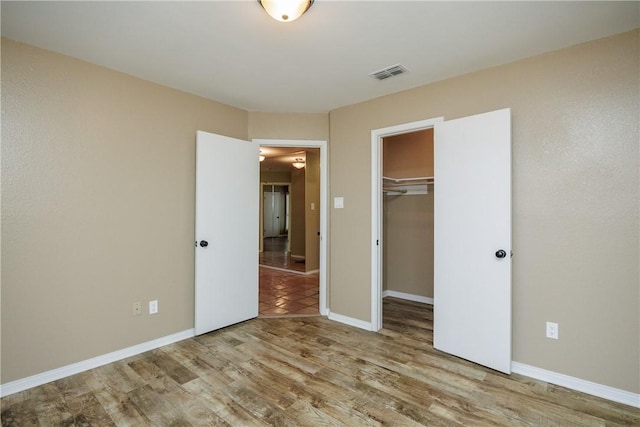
[253,138,328,316]
[370,118,444,331]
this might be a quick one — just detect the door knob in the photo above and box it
[199,240,209,248]
[495,249,507,259]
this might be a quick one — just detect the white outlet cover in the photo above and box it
[149,300,158,314]
[334,197,344,209]
[546,321,558,339]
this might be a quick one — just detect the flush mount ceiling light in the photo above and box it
[258,0,314,23]
[292,158,305,169]
[259,150,265,162]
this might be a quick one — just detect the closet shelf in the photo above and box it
[383,176,434,184]
[383,176,434,195]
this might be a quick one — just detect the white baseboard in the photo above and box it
[383,290,434,305]
[0,329,195,398]
[327,310,374,331]
[5,326,636,410]
[511,361,640,408]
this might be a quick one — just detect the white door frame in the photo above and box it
[370,117,443,331]
[254,138,328,316]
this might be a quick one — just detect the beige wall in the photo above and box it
[383,194,434,298]
[1,38,248,383]
[248,112,329,141]
[289,168,306,257]
[260,170,291,183]
[383,129,434,178]
[329,30,639,393]
[305,149,320,271]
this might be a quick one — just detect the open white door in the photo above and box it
[195,131,259,335]
[433,108,512,373]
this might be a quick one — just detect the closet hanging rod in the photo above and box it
[382,175,434,183]
[382,188,408,194]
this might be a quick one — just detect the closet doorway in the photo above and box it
[371,110,512,374]
[371,117,443,331]
[380,128,435,308]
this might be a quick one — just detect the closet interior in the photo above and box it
[382,128,435,304]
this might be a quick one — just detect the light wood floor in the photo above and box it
[2,298,638,426]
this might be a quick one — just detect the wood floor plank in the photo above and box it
[182,378,270,426]
[127,384,192,426]
[0,400,40,427]
[80,370,149,426]
[223,336,380,426]
[3,298,640,426]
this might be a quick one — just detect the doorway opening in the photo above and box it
[255,139,328,317]
[371,110,512,374]
[260,183,303,271]
[371,118,443,331]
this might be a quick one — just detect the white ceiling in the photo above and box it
[2,1,638,113]
[260,146,310,171]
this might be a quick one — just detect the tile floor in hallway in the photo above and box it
[259,267,319,316]
[259,236,319,316]
[259,236,306,273]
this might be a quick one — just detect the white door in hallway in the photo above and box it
[195,131,259,335]
[263,191,283,237]
[433,108,512,374]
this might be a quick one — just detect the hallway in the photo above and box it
[259,237,319,317]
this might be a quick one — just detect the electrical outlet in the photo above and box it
[546,321,559,339]
[149,300,158,315]
[133,302,142,316]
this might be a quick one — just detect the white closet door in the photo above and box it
[195,131,259,335]
[433,108,512,374]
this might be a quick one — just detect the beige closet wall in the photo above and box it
[1,38,249,383]
[329,30,639,393]
[383,130,434,298]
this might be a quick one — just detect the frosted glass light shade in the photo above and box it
[292,158,305,169]
[258,0,313,22]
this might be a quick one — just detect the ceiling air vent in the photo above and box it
[369,64,408,81]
